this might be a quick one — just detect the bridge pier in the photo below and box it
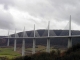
[32,38,36,54]
[68,15,72,48]
[22,39,25,56]
[46,38,50,53]
[14,39,16,51]
[68,37,72,48]
[7,38,9,46]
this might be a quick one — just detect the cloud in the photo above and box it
[10,0,80,24]
[0,0,14,9]
[0,0,80,23]
[0,0,80,36]
[1,0,80,25]
[0,5,14,30]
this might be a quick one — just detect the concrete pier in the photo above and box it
[46,38,50,53]
[68,37,72,48]
[7,30,10,46]
[21,27,27,56]
[7,38,9,46]
[46,21,50,53]
[68,15,72,48]
[32,24,36,54]
[22,39,25,56]
[14,29,17,51]
[14,39,16,51]
[32,38,36,54]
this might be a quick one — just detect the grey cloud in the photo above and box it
[12,0,80,25]
[1,0,80,25]
[0,10,14,29]
[0,0,14,9]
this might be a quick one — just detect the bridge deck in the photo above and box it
[3,35,80,39]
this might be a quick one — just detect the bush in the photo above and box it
[31,52,50,60]
[0,57,9,60]
[12,44,80,60]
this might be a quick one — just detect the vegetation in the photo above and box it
[12,44,80,60]
[62,44,80,60]
[0,48,21,59]
[0,44,80,60]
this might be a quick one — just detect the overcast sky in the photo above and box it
[0,0,80,36]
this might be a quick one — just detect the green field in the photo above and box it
[0,45,66,59]
[0,48,21,59]
[25,45,65,54]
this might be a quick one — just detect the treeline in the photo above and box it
[11,44,80,60]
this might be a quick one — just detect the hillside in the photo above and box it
[1,30,80,47]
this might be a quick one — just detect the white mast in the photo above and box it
[69,15,71,36]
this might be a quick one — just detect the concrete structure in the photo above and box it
[7,30,10,46]
[14,29,17,51]
[14,39,16,51]
[3,15,80,56]
[22,27,26,56]
[46,21,50,53]
[68,15,72,48]
[32,24,36,54]
[22,39,25,56]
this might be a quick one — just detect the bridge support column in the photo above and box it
[7,38,9,46]
[32,38,36,54]
[14,39,16,51]
[22,39,25,56]
[68,37,72,48]
[46,38,50,53]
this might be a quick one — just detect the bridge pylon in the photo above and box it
[46,21,50,53]
[68,15,72,48]
[22,27,27,56]
[14,29,17,51]
[32,24,36,54]
[22,39,25,56]
[7,30,10,46]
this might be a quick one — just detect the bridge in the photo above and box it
[2,15,80,56]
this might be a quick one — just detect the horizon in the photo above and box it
[1,29,80,36]
[0,0,80,35]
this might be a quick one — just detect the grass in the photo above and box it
[25,45,66,54]
[0,45,66,59]
[26,45,46,52]
[0,48,21,59]
[26,45,56,52]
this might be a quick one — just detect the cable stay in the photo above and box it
[30,30,40,37]
[59,22,69,36]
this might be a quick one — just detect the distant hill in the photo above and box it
[1,30,80,47]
